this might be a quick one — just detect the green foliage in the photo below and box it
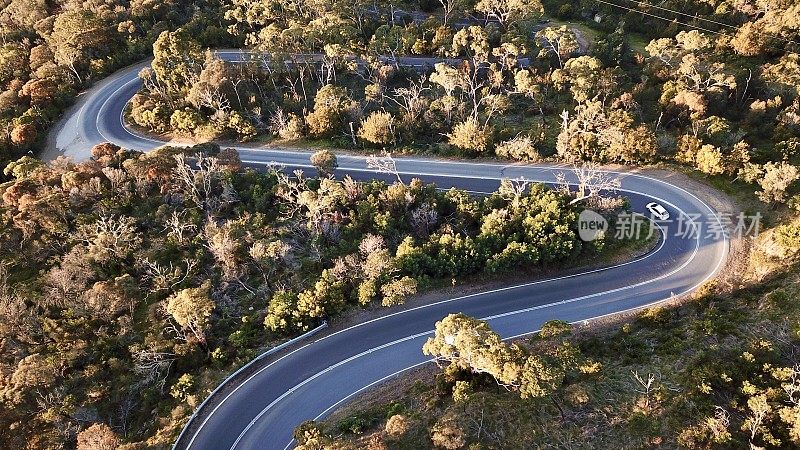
[49,10,110,82]
[265,290,300,333]
[167,281,215,344]
[552,56,616,103]
[3,155,42,178]
[380,276,418,306]
[447,117,491,155]
[293,421,325,447]
[357,279,378,306]
[152,29,204,97]
[758,162,800,204]
[536,26,579,67]
[556,101,657,164]
[306,85,358,138]
[170,108,205,134]
[323,257,800,449]
[423,313,578,400]
[538,320,572,339]
[0,148,602,446]
[10,1,800,447]
[226,111,257,139]
[310,149,338,176]
[0,0,214,172]
[762,53,800,99]
[109,0,800,206]
[129,93,171,132]
[474,0,543,30]
[169,373,196,401]
[494,135,541,161]
[358,111,396,146]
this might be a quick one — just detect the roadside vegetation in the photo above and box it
[0,0,799,448]
[0,0,238,171]
[250,0,800,448]
[314,214,800,448]
[0,143,640,447]
[122,0,800,211]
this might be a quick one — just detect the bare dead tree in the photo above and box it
[249,240,297,285]
[366,153,403,184]
[0,266,43,346]
[0,291,36,345]
[118,392,138,437]
[319,55,337,85]
[139,67,174,107]
[387,76,430,124]
[274,169,309,219]
[329,254,361,282]
[132,349,175,391]
[708,406,731,441]
[631,369,658,411]
[163,211,197,244]
[358,234,386,257]
[101,167,129,192]
[556,163,621,206]
[411,203,439,236]
[36,387,67,418]
[62,51,83,84]
[172,153,224,214]
[783,364,800,406]
[341,175,361,201]
[80,214,139,260]
[163,314,190,342]
[462,62,491,124]
[437,0,463,26]
[141,258,197,293]
[499,177,531,200]
[193,84,232,113]
[745,394,770,446]
[269,108,290,136]
[230,77,247,111]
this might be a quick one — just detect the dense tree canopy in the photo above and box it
[2,0,800,447]
[0,145,623,446]
[0,0,238,174]
[108,0,795,209]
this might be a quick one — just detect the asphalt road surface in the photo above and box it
[48,54,729,450]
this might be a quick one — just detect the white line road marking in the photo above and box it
[186,224,670,449]
[189,190,692,448]
[278,219,727,450]
[230,332,432,449]
[230,222,697,449]
[96,76,141,144]
[78,54,728,450]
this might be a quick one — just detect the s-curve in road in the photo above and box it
[48,56,729,450]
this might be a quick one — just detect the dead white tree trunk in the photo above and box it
[556,163,621,205]
[366,153,404,184]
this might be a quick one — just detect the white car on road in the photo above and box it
[646,202,670,220]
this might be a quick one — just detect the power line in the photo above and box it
[592,0,731,38]
[593,0,800,48]
[622,0,739,31]
[622,0,800,46]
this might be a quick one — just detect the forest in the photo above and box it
[0,142,634,447]
[118,0,800,203]
[0,0,237,168]
[0,0,799,448]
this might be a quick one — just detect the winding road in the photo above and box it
[48,53,729,449]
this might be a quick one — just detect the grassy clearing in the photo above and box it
[548,19,601,46]
[626,33,651,56]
